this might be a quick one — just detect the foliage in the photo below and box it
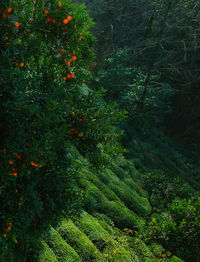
[93,49,174,126]
[142,170,195,212]
[146,198,200,262]
[75,0,200,145]
[44,227,81,262]
[57,219,103,261]
[0,0,125,259]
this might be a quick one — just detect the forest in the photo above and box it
[0,0,200,261]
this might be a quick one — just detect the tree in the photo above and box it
[0,0,125,259]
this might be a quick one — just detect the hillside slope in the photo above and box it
[22,127,200,262]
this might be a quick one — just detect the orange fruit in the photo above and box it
[5,227,11,232]
[72,51,76,55]
[67,16,72,21]
[9,160,14,165]
[63,19,68,24]
[14,152,21,159]
[82,80,86,83]
[44,9,48,15]
[15,22,20,28]
[72,56,77,61]
[65,61,70,66]
[8,222,12,226]
[20,62,24,68]
[46,17,52,22]
[7,8,12,13]
[58,2,62,7]
[3,234,7,238]
[71,74,75,78]
[52,18,56,23]
[67,74,71,79]
[78,132,83,137]
[18,203,22,206]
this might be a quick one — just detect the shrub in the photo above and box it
[146,198,200,262]
[57,219,103,261]
[75,211,110,250]
[28,239,58,262]
[44,227,81,262]
[98,169,151,216]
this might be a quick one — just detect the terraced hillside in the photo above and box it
[23,127,200,262]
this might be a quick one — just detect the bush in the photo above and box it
[44,227,81,262]
[146,198,200,262]
[75,211,110,250]
[28,239,58,262]
[57,219,103,261]
[98,169,151,216]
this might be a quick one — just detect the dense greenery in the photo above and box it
[1,0,200,261]
[0,0,125,259]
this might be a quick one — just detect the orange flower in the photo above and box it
[15,189,18,193]
[82,79,86,83]
[8,222,12,226]
[15,22,20,28]
[63,19,68,24]
[78,132,83,137]
[65,61,70,66]
[18,203,22,206]
[67,16,72,21]
[63,77,67,81]
[67,74,71,79]
[7,8,12,14]
[9,160,14,165]
[20,62,24,68]
[52,18,56,23]
[72,112,75,116]
[3,234,7,238]
[71,74,75,78]
[72,56,77,61]
[79,35,83,40]
[44,9,49,15]
[58,2,62,7]
[14,152,21,159]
